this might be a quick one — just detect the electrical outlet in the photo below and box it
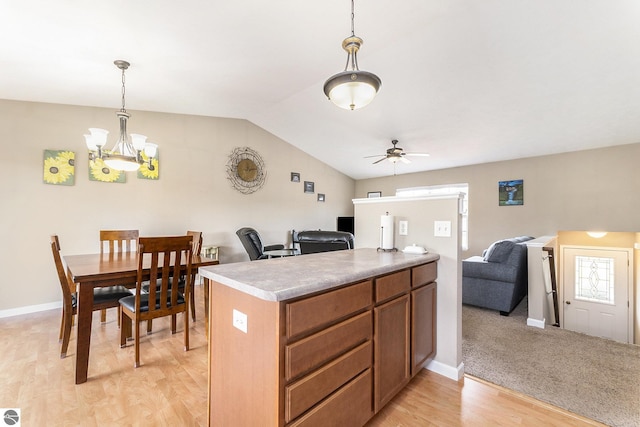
[434,220,451,237]
[399,220,408,236]
[232,309,248,333]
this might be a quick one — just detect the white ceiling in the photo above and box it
[2,1,640,180]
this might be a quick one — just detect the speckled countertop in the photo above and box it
[198,248,439,302]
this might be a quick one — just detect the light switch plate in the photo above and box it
[434,220,451,237]
[399,220,408,236]
[232,309,248,333]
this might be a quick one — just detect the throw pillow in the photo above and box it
[483,240,500,261]
[485,240,516,263]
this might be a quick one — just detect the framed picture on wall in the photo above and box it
[291,172,300,182]
[498,179,524,206]
[43,149,75,186]
[367,191,382,198]
[317,193,325,202]
[304,181,314,193]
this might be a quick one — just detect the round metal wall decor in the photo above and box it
[226,146,267,194]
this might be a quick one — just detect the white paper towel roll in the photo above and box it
[380,214,394,250]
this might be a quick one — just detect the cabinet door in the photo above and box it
[374,294,410,412]
[411,282,436,376]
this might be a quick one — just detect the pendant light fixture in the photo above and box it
[323,0,381,110]
[84,60,157,171]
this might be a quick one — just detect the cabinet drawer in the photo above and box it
[375,269,410,303]
[286,311,372,381]
[286,280,372,339]
[412,262,437,288]
[287,368,373,427]
[285,341,372,423]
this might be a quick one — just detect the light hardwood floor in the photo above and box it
[1,286,606,427]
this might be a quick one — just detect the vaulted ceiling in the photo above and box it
[2,1,639,179]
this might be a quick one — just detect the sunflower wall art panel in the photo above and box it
[89,157,126,183]
[43,150,75,185]
[137,150,159,180]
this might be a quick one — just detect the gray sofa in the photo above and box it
[462,236,534,315]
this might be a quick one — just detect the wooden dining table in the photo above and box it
[64,251,219,384]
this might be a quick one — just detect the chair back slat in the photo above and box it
[100,229,139,254]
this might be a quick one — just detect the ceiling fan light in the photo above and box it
[323,71,381,110]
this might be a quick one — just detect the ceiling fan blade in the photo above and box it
[405,153,430,157]
[364,154,385,159]
[400,157,411,164]
[372,157,387,164]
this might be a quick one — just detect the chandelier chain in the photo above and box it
[350,0,355,36]
[120,67,126,112]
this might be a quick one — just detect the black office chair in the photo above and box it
[236,227,284,260]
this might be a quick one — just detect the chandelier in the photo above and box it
[323,0,381,110]
[84,60,157,172]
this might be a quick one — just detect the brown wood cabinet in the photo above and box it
[411,262,437,375]
[374,293,410,411]
[412,282,436,375]
[208,260,437,427]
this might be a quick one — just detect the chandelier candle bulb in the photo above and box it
[130,134,147,151]
[144,142,158,158]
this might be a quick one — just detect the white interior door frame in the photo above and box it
[559,245,634,343]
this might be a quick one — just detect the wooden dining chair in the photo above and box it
[119,235,193,368]
[50,235,132,358]
[99,229,139,323]
[145,231,201,332]
[100,229,139,254]
[186,230,202,321]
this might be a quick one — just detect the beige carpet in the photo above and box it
[462,298,640,427]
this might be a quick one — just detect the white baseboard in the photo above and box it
[0,301,61,319]
[426,359,465,381]
[527,317,545,329]
[1,281,204,319]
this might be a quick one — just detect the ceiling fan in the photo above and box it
[365,139,430,164]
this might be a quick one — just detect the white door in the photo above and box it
[562,246,630,343]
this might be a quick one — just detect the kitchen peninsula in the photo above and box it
[199,248,439,427]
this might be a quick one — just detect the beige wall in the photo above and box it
[355,143,640,257]
[0,99,355,312]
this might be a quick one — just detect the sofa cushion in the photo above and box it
[484,240,516,263]
[483,241,498,260]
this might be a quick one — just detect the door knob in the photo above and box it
[565,301,571,305]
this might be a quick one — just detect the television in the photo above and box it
[337,216,355,235]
